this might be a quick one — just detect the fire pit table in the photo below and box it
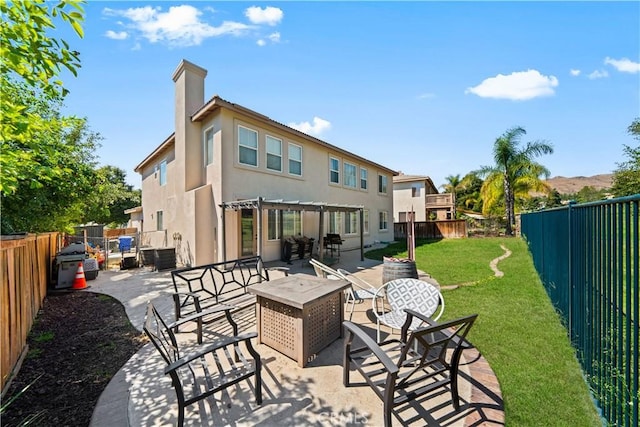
[248,274,349,367]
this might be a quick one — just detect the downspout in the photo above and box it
[318,207,325,262]
[359,208,364,261]
[221,202,227,262]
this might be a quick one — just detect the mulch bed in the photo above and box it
[1,291,147,427]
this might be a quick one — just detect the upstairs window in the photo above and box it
[329,157,340,184]
[238,126,258,166]
[412,186,420,197]
[360,168,368,190]
[378,174,388,194]
[204,127,214,166]
[158,160,167,186]
[266,136,282,172]
[344,162,357,188]
[288,143,302,176]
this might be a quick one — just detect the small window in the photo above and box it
[283,211,302,236]
[379,211,388,231]
[204,127,214,166]
[344,211,358,235]
[360,168,368,190]
[363,210,369,234]
[412,186,420,197]
[329,157,340,184]
[266,135,282,172]
[328,212,341,234]
[158,160,167,186]
[156,211,164,231]
[267,210,279,240]
[238,126,258,166]
[378,174,388,194]
[344,162,357,188]
[288,143,302,176]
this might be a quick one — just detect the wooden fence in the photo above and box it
[394,220,467,240]
[1,233,60,393]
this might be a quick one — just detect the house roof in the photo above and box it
[136,94,397,176]
[393,174,439,193]
[134,133,175,173]
[220,198,364,213]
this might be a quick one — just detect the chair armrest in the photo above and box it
[167,304,235,330]
[403,308,439,327]
[343,321,399,375]
[164,332,259,373]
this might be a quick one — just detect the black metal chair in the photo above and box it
[143,302,262,427]
[343,310,477,427]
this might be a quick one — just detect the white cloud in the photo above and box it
[417,93,436,99]
[570,69,581,76]
[102,5,252,47]
[604,57,640,73]
[245,6,283,26]
[288,117,331,136]
[588,69,609,79]
[268,32,281,43]
[256,32,281,47]
[105,30,128,40]
[465,69,558,101]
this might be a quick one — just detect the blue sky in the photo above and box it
[57,1,640,189]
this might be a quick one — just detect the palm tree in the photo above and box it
[476,126,554,236]
[441,174,462,217]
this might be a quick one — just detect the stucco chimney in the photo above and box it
[172,59,207,191]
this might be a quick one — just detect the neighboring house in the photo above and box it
[134,59,397,267]
[393,174,455,222]
[124,206,143,231]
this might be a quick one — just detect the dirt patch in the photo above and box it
[1,291,147,427]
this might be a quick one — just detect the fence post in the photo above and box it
[568,200,575,338]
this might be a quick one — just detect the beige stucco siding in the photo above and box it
[394,180,427,222]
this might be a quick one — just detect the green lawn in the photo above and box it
[366,237,602,427]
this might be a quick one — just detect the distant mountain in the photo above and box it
[544,174,613,194]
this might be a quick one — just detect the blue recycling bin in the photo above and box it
[118,236,133,253]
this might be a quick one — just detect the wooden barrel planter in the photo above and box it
[382,256,418,284]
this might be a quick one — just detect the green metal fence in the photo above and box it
[521,195,639,427]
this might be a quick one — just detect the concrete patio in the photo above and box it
[87,248,504,426]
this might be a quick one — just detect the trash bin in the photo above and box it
[118,236,133,252]
[53,243,87,289]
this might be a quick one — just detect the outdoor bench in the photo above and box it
[171,256,288,341]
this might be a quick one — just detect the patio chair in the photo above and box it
[372,277,445,342]
[343,310,477,427]
[336,268,384,321]
[143,302,262,427]
[309,257,344,280]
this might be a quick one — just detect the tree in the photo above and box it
[1,0,85,195]
[1,115,99,233]
[441,174,462,217]
[82,166,141,227]
[476,126,554,235]
[611,118,640,197]
[456,173,484,214]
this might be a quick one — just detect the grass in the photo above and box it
[366,237,602,427]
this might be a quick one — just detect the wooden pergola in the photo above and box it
[220,197,365,263]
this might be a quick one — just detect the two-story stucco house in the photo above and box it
[393,174,455,222]
[134,59,397,267]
